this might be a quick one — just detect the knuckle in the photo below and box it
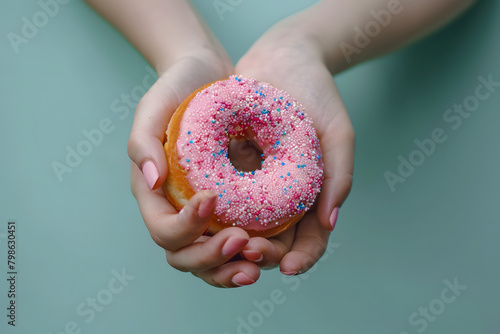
[194,249,216,270]
[130,172,138,199]
[150,229,177,252]
[130,179,138,199]
[150,232,168,250]
[126,133,141,161]
[165,253,188,272]
[134,95,153,116]
[339,122,355,145]
[342,173,354,193]
[346,125,355,144]
[135,96,146,110]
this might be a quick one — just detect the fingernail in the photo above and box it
[222,237,248,257]
[242,250,263,263]
[280,271,297,276]
[142,161,159,190]
[329,207,339,231]
[231,272,255,287]
[198,195,216,219]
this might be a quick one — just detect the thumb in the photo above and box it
[316,111,355,232]
[128,58,228,190]
[127,77,181,190]
[127,60,205,190]
[172,190,218,246]
[145,190,218,252]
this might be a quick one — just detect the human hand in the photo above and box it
[129,49,265,288]
[93,0,475,288]
[235,24,355,275]
[232,0,479,274]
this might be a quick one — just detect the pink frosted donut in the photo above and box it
[163,76,323,238]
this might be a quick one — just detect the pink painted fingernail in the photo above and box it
[222,237,248,257]
[231,272,255,287]
[142,161,159,190]
[329,207,339,231]
[242,250,263,263]
[281,271,297,276]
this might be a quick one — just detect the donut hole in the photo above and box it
[228,138,263,172]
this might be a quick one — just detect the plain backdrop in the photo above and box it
[1,0,499,333]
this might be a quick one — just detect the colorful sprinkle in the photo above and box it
[176,75,323,232]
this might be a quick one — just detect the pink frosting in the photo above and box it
[177,76,323,231]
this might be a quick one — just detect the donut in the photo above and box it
[163,76,323,238]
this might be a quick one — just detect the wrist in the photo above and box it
[240,19,324,69]
[281,2,356,74]
[241,3,349,74]
[155,41,232,77]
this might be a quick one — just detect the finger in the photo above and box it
[237,61,354,232]
[193,260,261,288]
[241,227,295,269]
[304,73,354,232]
[316,106,354,231]
[166,227,250,272]
[128,59,223,190]
[279,213,330,275]
[127,76,179,190]
[132,162,217,251]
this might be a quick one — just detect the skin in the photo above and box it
[85,0,478,288]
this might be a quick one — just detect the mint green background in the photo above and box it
[1,1,499,333]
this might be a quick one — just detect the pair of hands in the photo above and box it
[129,23,354,288]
